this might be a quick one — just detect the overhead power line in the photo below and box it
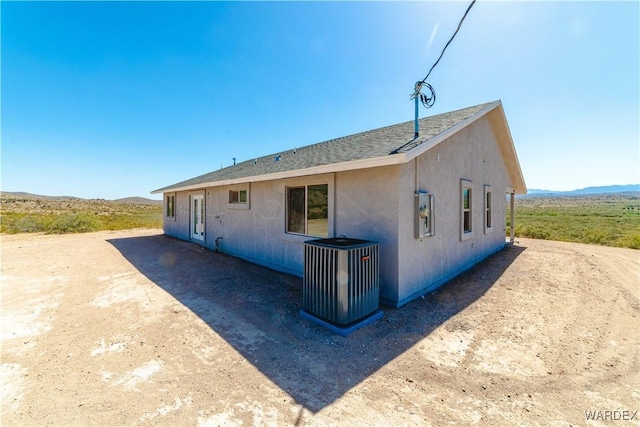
[421,0,476,85]
[411,0,477,109]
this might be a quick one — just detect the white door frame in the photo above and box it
[191,193,205,241]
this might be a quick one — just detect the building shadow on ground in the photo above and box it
[107,234,525,413]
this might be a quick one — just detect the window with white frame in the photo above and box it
[484,185,492,233]
[166,194,175,218]
[461,180,472,240]
[227,187,250,209]
[286,184,328,237]
[229,189,247,204]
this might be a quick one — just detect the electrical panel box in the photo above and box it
[415,191,435,239]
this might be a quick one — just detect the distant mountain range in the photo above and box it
[3,185,638,203]
[526,184,640,196]
[0,191,162,205]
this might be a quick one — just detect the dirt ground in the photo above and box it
[1,229,638,426]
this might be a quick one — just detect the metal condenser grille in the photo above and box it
[303,239,379,325]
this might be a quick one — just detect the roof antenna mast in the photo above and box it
[410,82,436,139]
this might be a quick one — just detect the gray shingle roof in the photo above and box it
[154,102,494,193]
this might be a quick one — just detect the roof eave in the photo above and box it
[151,152,409,194]
[152,100,528,195]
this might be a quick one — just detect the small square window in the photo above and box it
[229,189,247,204]
[228,188,249,209]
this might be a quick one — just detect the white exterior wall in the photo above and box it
[201,173,336,276]
[394,115,510,306]
[163,168,402,301]
[161,115,515,307]
[333,165,400,304]
[163,191,197,242]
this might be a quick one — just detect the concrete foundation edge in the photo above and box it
[299,309,384,337]
[381,243,506,308]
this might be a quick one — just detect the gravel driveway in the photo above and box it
[1,229,638,425]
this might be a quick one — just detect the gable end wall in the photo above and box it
[394,115,510,306]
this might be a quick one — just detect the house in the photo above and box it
[151,100,526,307]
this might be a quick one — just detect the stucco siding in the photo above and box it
[191,173,337,276]
[161,116,516,307]
[334,165,401,304]
[204,180,289,274]
[163,191,191,241]
[163,168,402,299]
[395,115,510,306]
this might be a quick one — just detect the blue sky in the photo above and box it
[2,1,638,199]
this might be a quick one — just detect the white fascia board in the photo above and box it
[151,101,506,195]
[493,104,528,195]
[403,100,502,163]
[151,153,408,194]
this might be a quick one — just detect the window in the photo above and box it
[229,189,247,204]
[227,187,250,209]
[286,184,328,237]
[461,180,472,240]
[166,194,175,218]
[463,188,471,232]
[484,185,492,233]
